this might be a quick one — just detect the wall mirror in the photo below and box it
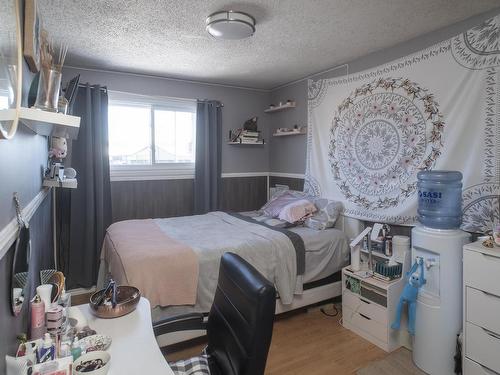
[11,225,31,316]
[0,0,23,140]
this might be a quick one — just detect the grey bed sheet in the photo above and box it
[151,220,349,322]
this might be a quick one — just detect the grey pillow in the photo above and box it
[260,190,311,218]
[304,198,343,230]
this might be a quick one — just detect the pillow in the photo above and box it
[304,198,343,230]
[279,199,317,223]
[261,190,310,217]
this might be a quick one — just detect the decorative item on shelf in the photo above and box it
[23,0,41,73]
[273,125,307,137]
[44,136,78,188]
[243,116,258,131]
[229,126,264,145]
[33,31,68,112]
[264,100,296,113]
[493,222,500,246]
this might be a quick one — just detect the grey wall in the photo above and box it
[0,12,54,369]
[269,7,500,174]
[62,67,271,174]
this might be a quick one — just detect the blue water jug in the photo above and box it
[417,170,463,229]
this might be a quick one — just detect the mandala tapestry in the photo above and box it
[306,14,500,231]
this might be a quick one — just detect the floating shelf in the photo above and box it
[43,178,78,189]
[264,102,296,113]
[273,129,307,137]
[0,108,17,122]
[227,139,265,145]
[18,107,80,139]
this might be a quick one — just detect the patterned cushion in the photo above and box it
[169,355,210,375]
[304,198,343,230]
[261,190,311,217]
[278,199,317,223]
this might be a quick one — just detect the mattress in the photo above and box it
[149,223,349,322]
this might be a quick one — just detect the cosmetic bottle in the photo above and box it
[30,295,45,340]
[71,337,82,360]
[39,333,55,362]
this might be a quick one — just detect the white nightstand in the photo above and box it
[342,263,409,352]
[463,241,500,374]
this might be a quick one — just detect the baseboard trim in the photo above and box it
[221,172,269,178]
[269,172,305,179]
[0,188,50,260]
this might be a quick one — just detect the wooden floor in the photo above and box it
[165,304,388,375]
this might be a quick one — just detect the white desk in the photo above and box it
[71,297,174,375]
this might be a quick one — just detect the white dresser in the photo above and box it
[463,241,500,375]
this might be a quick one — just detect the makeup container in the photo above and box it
[36,284,53,313]
[46,304,64,334]
[38,333,55,363]
[30,295,46,340]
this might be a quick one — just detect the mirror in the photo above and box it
[11,225,31,316]
[0,0,22,140]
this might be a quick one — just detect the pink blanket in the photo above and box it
[102,219,199,308]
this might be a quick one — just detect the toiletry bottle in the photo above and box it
[39,333,55,362]
[30,295,45,340]
[71,337,82,360]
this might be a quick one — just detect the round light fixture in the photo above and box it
[206,11,255,40]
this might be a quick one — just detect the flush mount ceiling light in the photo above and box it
[206,11,256,40]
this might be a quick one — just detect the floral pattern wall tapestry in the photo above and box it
[306,15,500,232]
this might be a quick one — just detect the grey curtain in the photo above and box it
[58,84,111,288]
[194,101,222,214]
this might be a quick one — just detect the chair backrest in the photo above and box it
[206,252,276,375]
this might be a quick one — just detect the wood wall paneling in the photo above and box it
[111,179,195,222]
[220,176,267,212]
[111,176,268,222]
[269,176,304,191]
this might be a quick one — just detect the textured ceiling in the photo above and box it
[39,0,500,89]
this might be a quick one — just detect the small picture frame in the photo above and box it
[24,0,41,73]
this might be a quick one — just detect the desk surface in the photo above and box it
[71,298,174,375]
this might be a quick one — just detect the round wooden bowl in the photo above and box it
[89,286,140,319]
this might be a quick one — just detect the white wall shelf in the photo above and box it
[273,129,306,137]
[17,107,80,139]
[43,178,78,189]
[227,140,265,145]
[264,102,296,113]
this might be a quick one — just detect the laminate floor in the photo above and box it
[164,304,389,375]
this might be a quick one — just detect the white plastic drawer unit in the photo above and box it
[343,305,388,343]
[464,358,500,375]
[343,290,387,324]
[464,249,500,297]
[465,322,500,374]
[466,287,500,335]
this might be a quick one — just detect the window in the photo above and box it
[108,91,197,180]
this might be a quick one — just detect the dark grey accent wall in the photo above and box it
[269,176,304,192]
[111,179,194,222]
[110,176,267,222]
[269,8,500,174]
[61,67,271,174]
[220,176,267,212]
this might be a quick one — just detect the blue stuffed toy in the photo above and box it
[391,257,426,335]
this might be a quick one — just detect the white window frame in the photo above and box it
[108,91,197,181]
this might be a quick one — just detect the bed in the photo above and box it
[98,209,349,345]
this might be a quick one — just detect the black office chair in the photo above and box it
[153,252,276,375]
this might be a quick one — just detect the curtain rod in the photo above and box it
[107,89,224,107]
[77,83,108,92]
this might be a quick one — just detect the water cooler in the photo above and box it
[412,171,470,374]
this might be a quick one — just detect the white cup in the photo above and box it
[36,284,53,312]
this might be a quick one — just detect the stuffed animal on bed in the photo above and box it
[391,258,426,335]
